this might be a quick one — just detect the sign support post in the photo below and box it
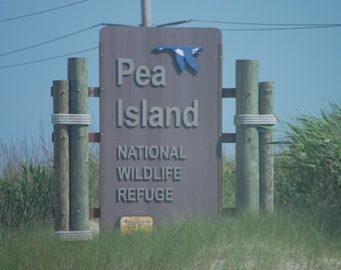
[259,81,274,213]
[235,60,260,214]
[53,80,70,231]
[68,58,90,231]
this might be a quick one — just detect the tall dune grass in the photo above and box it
[0,138,53,229]
[0,138,100,229]
[275,103,341,208]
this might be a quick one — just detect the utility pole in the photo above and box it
[141,0,152,27]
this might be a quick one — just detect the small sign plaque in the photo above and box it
[120,216,153,234]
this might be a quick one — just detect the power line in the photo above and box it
[0,24,101,57]
[0,46,98,69]
[220,24,341,31]
[156,20,192,27]
[0,23,130,57]
[0,0,88,23]
[158,19,341,31]
[191,19,340,27]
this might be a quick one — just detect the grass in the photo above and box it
[0,209,340,270]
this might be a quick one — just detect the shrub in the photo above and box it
[0,138,101,229]
[275,103,341,208]
[0,161,54,228]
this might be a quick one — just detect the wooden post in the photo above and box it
[68,58,89,231]
[259,81,274,213]
[235,60,260,214]
[53,80,69,231]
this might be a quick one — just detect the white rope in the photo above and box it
[234,114,277,126]
[54,231,93,241]
[51,113,91,125]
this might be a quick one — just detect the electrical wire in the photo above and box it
[0,46,98,69]
[156,20,192,27]
[191,19,340,27]
[220,24,341,31]
[0,23,132,57]
[0,24,101,57]
[158,19,341,31]
[0,0,88,23]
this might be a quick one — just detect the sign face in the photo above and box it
[100,26,222,230]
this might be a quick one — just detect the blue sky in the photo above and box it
[0,0,340,156]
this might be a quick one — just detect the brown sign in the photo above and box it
[100,26,222,230]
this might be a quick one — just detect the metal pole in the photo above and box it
[259,81,274,213]
[141,0,152,27]
[68,58,89,231]
[235,60,260,214]
[53,80,70,231]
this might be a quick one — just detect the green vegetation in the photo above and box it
[0,142,100,229]
[0,162,53,228]
[222,155,235,208]
[275,103,341,208]
[0,210,340,270]
[0,138,54,229]
[88,149,100,207]
[0,103,340,269]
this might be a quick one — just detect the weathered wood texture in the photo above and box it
[68,58,89,231]
[259,81,274,213]
[53,80,70,231]
[235,60,260,213]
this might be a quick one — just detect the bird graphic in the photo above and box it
[153,46,203,74]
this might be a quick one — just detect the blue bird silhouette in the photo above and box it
[153,46,203,74]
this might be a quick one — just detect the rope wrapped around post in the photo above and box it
[234,114,277,126]
[51,113,91,126]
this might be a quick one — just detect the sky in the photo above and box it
[0,0,340,157]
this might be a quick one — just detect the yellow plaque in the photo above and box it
[120,216,153,234]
